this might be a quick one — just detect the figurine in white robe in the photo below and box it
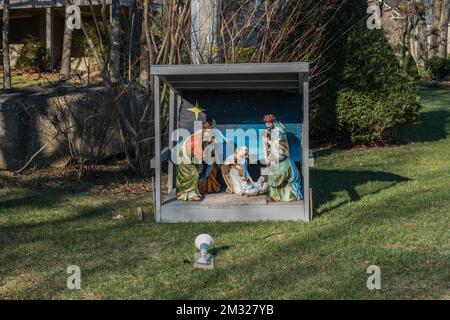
[222,147,268,196]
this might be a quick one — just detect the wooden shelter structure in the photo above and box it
[151,63,313,222]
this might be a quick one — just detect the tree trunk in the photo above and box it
[448,19,450,57]
[60,1,74,81]
[416,7,428,70]
[139,17,150,89]
[430,0,443,58]
[127,0,141,81]
[410,16,418,62]
[139,0,152,89]
[401,17,412,60]
[110,0,122,83]
[438,0,449,58]
[2,0,12,90]
[410,35,417,61]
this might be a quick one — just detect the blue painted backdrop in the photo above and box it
[178,89,303,165]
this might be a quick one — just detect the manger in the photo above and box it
[151,63,313,222]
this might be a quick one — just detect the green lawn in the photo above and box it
[0,88,449,300]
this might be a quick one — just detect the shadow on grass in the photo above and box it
[311,169,410,216]
[395,110,450,143]
[215,237,449,299]
[164,207,449,299]
[0,184,447,299]
[179,186,449,299]
[210,245,231,256]
[0,184,91,214]
[0,203,115,236]
[0,197,141,297]
[394,88,450,143]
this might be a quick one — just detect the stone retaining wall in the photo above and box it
[0,83,149,171]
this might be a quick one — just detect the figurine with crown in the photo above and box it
[262,114,303,202]
[175,120,221,201]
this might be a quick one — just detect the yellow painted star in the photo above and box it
[188,103,205,121]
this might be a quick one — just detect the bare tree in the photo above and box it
[148,0,192,66]
[430,0,443,58]
[438,0,449,58]
[139,0,151,89]
[415,3,428,69]
[218,0,346,87]
[69,0,351,174]
[70,0,191,174]
[2,0,12,89]
[386,1,434,72]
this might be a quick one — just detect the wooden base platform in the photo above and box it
[160,192,307,223]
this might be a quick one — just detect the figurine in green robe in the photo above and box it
[267,157,303,202]
[175,131,203,201]
[263,114,303,202]
[175,122,219,201]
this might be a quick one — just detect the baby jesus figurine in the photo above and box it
[221,147,268,196]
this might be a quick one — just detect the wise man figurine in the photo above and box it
[262,114,303,202]
[176,121,221,201]
[262,114,290,160]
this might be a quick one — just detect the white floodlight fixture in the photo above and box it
[193,234,214,270]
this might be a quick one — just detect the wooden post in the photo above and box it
[154,76,162,222]
[302,72,310,221]
[168,88,176,194]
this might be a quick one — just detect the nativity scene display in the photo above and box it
[174,111,303,204]
[151,62,311,222]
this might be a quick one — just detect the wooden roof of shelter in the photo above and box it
[150,63,309,91]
